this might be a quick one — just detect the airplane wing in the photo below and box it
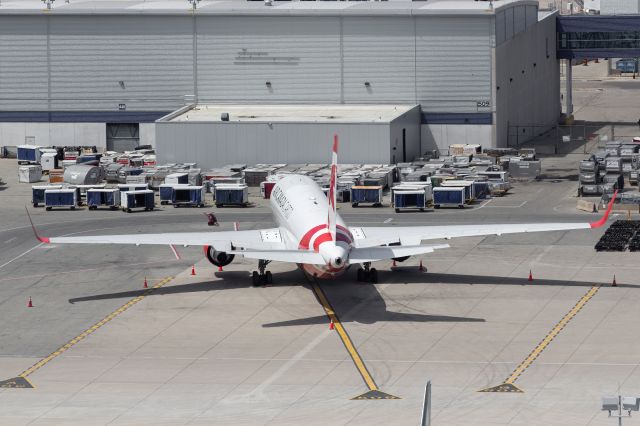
[27,209,287,252]
[350,191,617,249]
[348,244,450,263]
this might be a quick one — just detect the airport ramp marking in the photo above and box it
[479,284,600,393]
[0,276,175,389]
[311,281,400,400]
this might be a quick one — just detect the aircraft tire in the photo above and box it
[252,271,260,286]
[369,268,378,284]
[265,271,273,284]
[357,268,364,282]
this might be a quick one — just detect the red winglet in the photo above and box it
[25,207,50,243]
[590,190,618,229]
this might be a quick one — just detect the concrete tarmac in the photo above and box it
[0,159,637,425]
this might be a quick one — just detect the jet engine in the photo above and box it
[203,245,235,267]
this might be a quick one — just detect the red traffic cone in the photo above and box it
[528,270,533,281]
[329,321,334,330]
[419,260,425,272]
[27,297,33,308]
[143,277,148,289]
[191,265,196,276]
[612,275,617,287]
[218,265,223,272]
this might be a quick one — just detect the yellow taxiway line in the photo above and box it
[0,276,174,389]
[480,285,600,393]
[311,281,399,400]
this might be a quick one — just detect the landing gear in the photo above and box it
[356,262,378,283]
[252,259,273,286]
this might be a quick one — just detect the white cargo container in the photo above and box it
[40,152,58,172]
[18,165,43,183]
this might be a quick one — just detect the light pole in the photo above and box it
[187,0,200,10]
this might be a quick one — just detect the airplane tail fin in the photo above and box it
[327,134,338,242]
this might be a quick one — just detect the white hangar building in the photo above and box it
[0,0,560,168]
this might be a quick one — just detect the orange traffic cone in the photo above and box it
[419,260,425,272]
[218,265,223,272]
[329,321,334,330]
[528,270,533,281]
[27,297,33,308]
[191,265,196,276]
[612,275,617,287]
[143,277,148,289]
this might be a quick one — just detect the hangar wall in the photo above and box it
[156,122,402,169]
[494,11,560,147]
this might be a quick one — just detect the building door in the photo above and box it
[402,128,407,162]
[106,123,139,152]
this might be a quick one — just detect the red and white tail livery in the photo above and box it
[27,136,618,284]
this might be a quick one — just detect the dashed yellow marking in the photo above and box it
[479,285,600,393]
[311,281,399,400]
[9,276,175,387]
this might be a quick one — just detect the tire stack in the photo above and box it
[595,220,640,252]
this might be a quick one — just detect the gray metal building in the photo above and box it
[0,0,560,165]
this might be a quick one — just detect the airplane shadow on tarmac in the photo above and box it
[68,267,635,326]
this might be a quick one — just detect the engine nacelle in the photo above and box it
[203,245,235,267]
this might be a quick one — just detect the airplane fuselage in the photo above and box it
[270,174,353,279]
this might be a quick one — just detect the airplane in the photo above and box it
[28,135,617,286]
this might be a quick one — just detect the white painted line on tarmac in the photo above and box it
[0,243,43,271]
[383,218,393,224]
[487,201,527,208]
[4,237,16,244]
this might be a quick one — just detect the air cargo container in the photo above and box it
[44,189,77,211]
[172,186,206,208]
[165,173,189,185]
[63,165,102,185]
[31,185,62,207]
[40,152,58,172]
[17,145,42,164]
[121,190,154,212]
[433,186,465,208]
[117,183,148,192]
[351,186,383,207]
[18,165,42,183]
[215,184,249,207]
[87,188,121,210]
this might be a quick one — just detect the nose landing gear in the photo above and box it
[252,259,273,286]
[356,262,378,283]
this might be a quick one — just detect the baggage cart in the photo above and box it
[44,189,77,211]
[121,190,155,212]
[215,184,249,207]
[351,185,383,207]
[393,188,430,212]
[172,186,206,208]
[17,145,42,164]
[18,165,43,183]
[87,188,121,210]
[433,186,465,208]
[72,184,106,206]
[472,181,490,200]
[32,185,62,207]
[159,184,189,205]
[440,180,475,203]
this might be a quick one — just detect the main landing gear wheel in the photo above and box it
[356,263,378,284]
[252,259,273,286]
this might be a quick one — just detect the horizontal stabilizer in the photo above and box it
[230,249,326,265]
[348,244,449,264]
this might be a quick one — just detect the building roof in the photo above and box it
[161,104,418,123]
[0,0,538,17]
